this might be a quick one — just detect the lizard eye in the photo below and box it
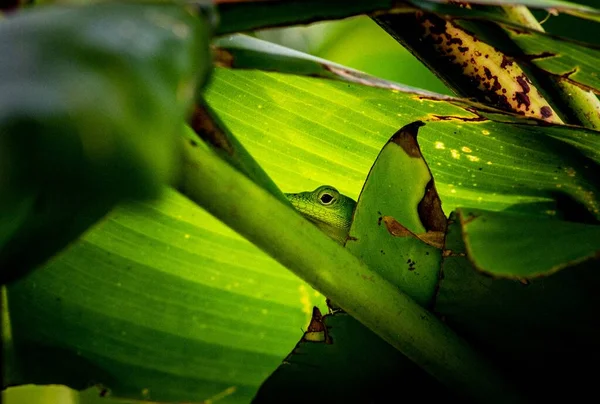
[320,193,335,205]
[315,186,340,206]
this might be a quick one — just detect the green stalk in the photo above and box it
[501,5,600,130]
[176,134,525,403]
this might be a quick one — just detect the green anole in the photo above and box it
[285,185,356,245]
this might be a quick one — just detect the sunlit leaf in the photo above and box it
[205,68,600,218]
[6,190,317,403]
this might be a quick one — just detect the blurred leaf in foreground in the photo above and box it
[0,2,211,283]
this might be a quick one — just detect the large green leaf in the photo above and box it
[6,189,318,403]
[206,68,600,218]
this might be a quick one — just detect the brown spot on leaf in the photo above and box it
[189,105,234,154]
[303,306,332,344]
[390,121,425,158]
[430,114,487,123]
[417,231,446,249]
[483,67,493,80]
[306,306,324,332]
[213,47,234,68]
[516,75,530,94]
[514,92,531,110]
[383,216,445,249]
[525,51,556,61]
[540,106,553,118]
[383,216,413,237]
[500,55,514,69]
[418,179,447,233]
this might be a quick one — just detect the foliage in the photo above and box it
[2,0,600,403]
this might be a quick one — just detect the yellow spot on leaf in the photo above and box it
[486,161,493,165]
[435,141,445,150]
[451,149,460,159]
[482,130,490,135]
[184,234,190,239]
[461,146,472,153]
[451,189,457,194]
[466,155,480,162]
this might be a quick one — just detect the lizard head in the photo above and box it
[285,185,356,244]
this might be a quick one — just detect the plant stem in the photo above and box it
[176,134,525,403]
[501,5,600,130]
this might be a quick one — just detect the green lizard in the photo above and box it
[285,185,356,245]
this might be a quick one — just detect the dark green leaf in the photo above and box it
[254,310,452,403]
[454,207,600,278]
[436,213,600,401]
[413,0,600,23]
[215,0,403,35]
[0,2,210,283]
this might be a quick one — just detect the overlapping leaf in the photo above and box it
[346,122,446,307]
[455,207,600,278]
[436,212,600,401]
